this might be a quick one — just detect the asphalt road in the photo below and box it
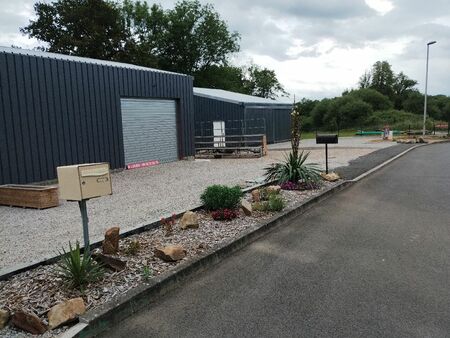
[100,143,450,338]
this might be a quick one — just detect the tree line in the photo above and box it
[21,0,287,99]
[298,61,450,132]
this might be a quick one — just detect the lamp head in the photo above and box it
[427,41,437,45]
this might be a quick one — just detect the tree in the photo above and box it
[347,88,392,111]
[402,90,423,115]
[22,0,240,74]
[311,99,331,129]
[193,65,245,92]
[21,0,131,61]
[156,0,240,74]
[242,64,287,99]
[370,61,395,98]
[358,71,372,89]
[392,72,418,109]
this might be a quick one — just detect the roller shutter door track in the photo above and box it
[121,98,178,165]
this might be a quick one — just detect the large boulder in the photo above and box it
[11,310,47,335]
[241,199,252,216]
[180,211,199,230]
[102,227,120,254]
[48,298,86,330]
[154,245,186,262]
[0,309,10,329]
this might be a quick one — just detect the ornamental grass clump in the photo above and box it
[201,185,243,211]
[57,241,103,291]
[264,151,321,186]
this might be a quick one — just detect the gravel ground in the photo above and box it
[0,184,334,337]
[0,139,393,271]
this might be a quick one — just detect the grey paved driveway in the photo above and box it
[100,143,450,338]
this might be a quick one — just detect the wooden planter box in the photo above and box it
[0,184,59,209]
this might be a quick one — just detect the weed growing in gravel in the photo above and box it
[201,185,243,211]
[125,240,141,255]
[142,266,153,280]
[57,241,103,291]
[160,214,176,236]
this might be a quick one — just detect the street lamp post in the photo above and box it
[423,40,437,136]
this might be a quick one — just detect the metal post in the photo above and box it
[423,41,437,136]
[325,144,329,174]
[78,199,90,253]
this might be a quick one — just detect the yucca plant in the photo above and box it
[264,151,321,186]
[57,241,103,291]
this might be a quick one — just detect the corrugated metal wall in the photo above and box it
[193,95,244,136]
[0,51,194,185]
[244,106,292,144]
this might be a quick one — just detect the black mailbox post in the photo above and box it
[316,134,338,174]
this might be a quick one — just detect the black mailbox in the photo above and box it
[316,134,338,144]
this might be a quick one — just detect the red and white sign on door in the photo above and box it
[126,160,160,170]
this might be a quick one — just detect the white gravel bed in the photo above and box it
[0,183,336,337]
[0,146,375,270]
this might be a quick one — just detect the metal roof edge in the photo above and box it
[0,46,190,77]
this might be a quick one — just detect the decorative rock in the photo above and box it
[267,185,281,194]
[418,137,427,143]
[180,211,199,230]
[102,227,120,254]
[154,245,186,262]
[241,199,252,216]
[93,253,126,271]
[11,310,47,335]
[48,297,86,329]
[251,189,261,202]
[321,172,340,182]
[0,309,10,329]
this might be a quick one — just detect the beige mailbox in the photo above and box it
[57,163,112,201]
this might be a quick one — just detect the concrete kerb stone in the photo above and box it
[73,180,353,338]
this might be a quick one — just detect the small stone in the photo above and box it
[103,227,120,254]
[11,310,47,335]
[0,309,10,329]
[321,172,340,182]
[251,189,261,202]
[241,199,252,216]
[180,211,199,230]
[48,297,86,330]
[418,137,427,143]
[267,185,281,195]
[154,245,186,262]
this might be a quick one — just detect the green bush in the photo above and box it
[201,185,243,211]
[57,242,103,291]
[264,151,321,185]
[267,194,285,212]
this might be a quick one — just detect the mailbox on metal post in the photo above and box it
[57,163,112,252]
[316,134,338,174]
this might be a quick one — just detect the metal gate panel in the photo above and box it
[121,98,178,165]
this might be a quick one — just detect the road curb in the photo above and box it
[72,181,353,338]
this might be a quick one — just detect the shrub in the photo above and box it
[264,151,321,185]
[201,185,243,211]
[267,194,285,212]
[252,202,268,212]
[57,242,103,291]
[211,208,239,221]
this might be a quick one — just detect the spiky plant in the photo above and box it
[57,241,103,291]
[264,151,321,186]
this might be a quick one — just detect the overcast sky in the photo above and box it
[0,0,448,99]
